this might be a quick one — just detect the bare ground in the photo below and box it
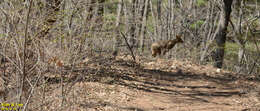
[14,54,260,111]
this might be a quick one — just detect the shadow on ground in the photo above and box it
[44,55,259,108]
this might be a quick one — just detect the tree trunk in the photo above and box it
[157,0,162,40]
[214,0,233,68]
[113,0,123,53]
[129,0,137,48]
[149,0,157,42]
[234,0,245,72]
[140,0,149,52]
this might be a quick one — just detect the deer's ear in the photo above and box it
[176,35,182,38]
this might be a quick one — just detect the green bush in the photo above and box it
[190,20,204,29]
[104,14,116,22]
[196,0,207,7]
[225,42,239,61]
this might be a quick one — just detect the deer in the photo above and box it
[151,35,184,57]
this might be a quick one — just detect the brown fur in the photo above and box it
[151,35,183,57]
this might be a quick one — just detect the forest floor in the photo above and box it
[28,54,260,111]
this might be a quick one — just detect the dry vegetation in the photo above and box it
[0,0,260,111]
[6,54,260,111]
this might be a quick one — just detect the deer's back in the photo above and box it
[151,40,169,49]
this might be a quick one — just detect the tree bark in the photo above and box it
[149,0,157,42]
[234,0,245,72]
[140,0,149,52]
[214,0,233,68]
[113,0,123,53]
[129,0,137,48]
[157,0,162,40]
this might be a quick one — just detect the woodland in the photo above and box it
[0,0,260,110]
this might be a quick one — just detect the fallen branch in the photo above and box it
[120,31,136,61]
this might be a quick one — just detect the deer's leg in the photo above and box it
[152,50,156,57]
[162,49,168,55]
[152,47,160,57]
[155,49,160,57]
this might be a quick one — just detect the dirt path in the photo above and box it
[122,58,259,111]
[36,56,260,111]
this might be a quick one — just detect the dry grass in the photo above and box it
[1,53,258,111]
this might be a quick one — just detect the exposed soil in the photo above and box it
[9,54,260,111]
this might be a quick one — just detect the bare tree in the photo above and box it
[214,0,233,68]
[129,0,137,48]
[157,0,162,40]
[113,0,123,54]
[140,0,149,52]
